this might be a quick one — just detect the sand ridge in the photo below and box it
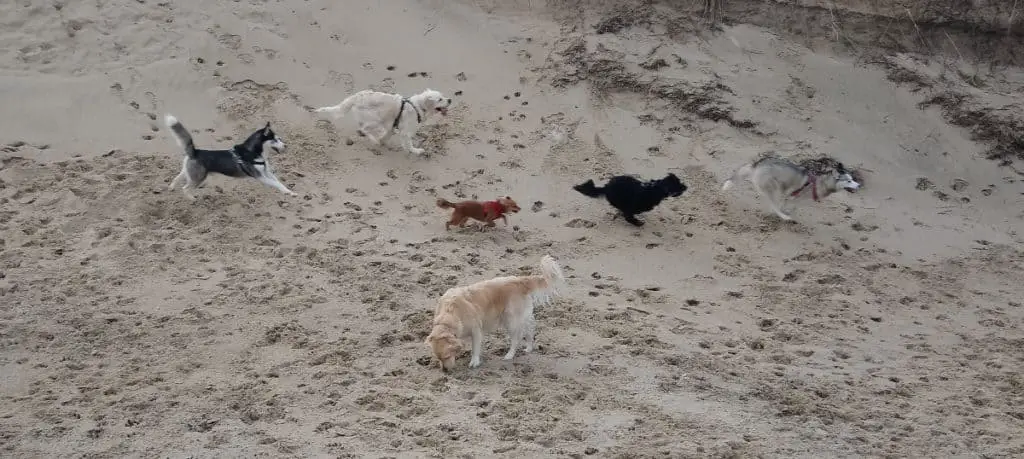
[1,0,1023,457]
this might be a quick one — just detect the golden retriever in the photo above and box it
[425,254,565,371]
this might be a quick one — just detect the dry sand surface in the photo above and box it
[2,0,1024,457]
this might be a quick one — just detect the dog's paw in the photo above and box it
[502,352,516,361]
[468,359,482,369]
[624,216,645,227]
[410,147,426,155]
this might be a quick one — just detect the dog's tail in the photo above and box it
[538,254,566,296]
[164,114,196,158]
[313,93,358,120]
[573,179,605,198]
[722,162,754,191]
[436,198,456,209]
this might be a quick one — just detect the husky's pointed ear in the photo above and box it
[835,162,847,174]
[263,122,272,132]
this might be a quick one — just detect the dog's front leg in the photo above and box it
[468,328,484,368]
[256,174,298,196]
[400,133,425,156]
[523,315,536,353]
[501,215,508,226]
[483,212,500,230]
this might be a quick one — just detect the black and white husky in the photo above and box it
[164,115,297,200]
[722,157,860,221]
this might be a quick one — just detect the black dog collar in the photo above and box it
[231,146,266,167]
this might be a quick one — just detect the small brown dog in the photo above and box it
[436,196,521,231]
[425,254,565,371]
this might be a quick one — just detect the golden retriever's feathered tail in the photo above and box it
[538,254,566,297]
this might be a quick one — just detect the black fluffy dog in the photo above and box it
[573,173,687,226]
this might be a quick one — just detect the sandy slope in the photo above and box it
[1,0,1022,457]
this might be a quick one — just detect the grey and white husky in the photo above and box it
[721,157,860,221]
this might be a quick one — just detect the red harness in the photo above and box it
[483,200,506,217]
[791,174,819,201]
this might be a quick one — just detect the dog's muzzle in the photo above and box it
[837,173,859,193]
[437,99,452,116]
[270,139,286,153]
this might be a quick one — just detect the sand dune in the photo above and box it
[1,0,1022,457]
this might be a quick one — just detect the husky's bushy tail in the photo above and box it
[573,179,604,198]
[722,162,754,191]
[313,92,361,119]
[164,114,196,158]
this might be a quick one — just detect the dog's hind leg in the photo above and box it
[523,314,536,353]
[360,124,386,145]
[181,170,204,201]
[468,328,484,369]
[760,186,793,221]
[446,212,463,230]
[169,171,185,190]
[180,181,198,201]
[623,213,645,227]
[503,301,530,361]
[169,158,189,190]
[503,323,524,361]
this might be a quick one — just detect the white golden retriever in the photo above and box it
[314,88,452,155]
